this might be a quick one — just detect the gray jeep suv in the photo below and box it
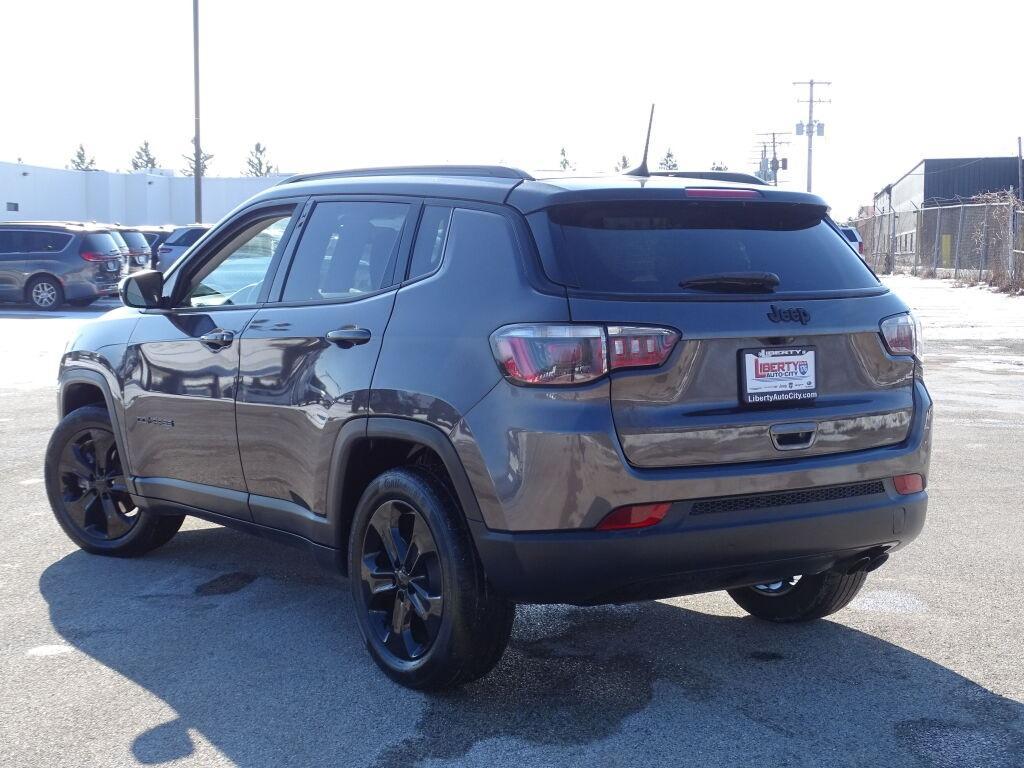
[45,166,931,689]
[0,222,123,309]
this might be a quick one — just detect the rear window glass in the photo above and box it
[539,201,879,294]
[108,231,128,250]
[120,231,150,250]
[81,232,120,255]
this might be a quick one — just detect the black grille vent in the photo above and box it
[690,480,886,516]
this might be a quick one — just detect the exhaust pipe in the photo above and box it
[838,549,890,575]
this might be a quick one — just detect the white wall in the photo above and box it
[0,161,286,226]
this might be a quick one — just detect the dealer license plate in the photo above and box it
[741,347,817,404]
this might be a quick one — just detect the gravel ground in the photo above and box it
[0,278,1021,767]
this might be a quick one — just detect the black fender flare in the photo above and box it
[324,416,484,547]
[58,368,134,479]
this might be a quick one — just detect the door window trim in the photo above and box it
[159,197,306,314]
[264,194,422,308]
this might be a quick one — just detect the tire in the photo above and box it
[44,406,185,557]
[348,467,515,690]
[727,569,868,622]
[26,276,64,310]
[68,298,98,308]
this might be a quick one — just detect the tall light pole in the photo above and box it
[794,79,830,193]
[192,0,203,223]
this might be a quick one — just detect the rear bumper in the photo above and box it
[471,488,927,605]
[64,279,119,300]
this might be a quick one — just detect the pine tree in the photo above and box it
[614,154,630,172]
[244,142,277,177]
[70,144,96,171]
[181,138,213,177]
[658,148,678,171]
[559,147,575,172]
[131,140,158,170]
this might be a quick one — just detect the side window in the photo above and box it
[281,201,410,303]
[27,232,71,252]
[0,232,18,254]
[407,206,453,281]
[181,212,293,308]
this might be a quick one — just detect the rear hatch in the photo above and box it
[529,192,917,468]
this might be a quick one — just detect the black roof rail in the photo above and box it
[651,170,769,186]
[278,165,535,186]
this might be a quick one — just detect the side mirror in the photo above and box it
[119,269,164,309]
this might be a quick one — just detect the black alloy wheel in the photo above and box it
[57,426,138,541]
[359,499,444,661]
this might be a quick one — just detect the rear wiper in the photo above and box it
[679,271,780,293]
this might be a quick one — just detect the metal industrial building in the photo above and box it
[874,157,1021,214]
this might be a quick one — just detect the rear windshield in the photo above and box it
[538,201,879,294]
[108,231,128,250]
[168,227,207,247]
[81,232,120,255]
[120,231,150,251]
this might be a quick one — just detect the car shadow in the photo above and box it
[40,526,1024,767]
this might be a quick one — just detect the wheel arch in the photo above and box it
[58,369,133,478]
[326,417,483,574]
[24,271,65,299]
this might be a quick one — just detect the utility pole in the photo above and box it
[192,0,203,223]
[793,79,830,192]
[756,132,790,186]
[1017,136,1022,201]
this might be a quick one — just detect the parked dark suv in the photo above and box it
[0,222,123,309]
[45,166,931,689]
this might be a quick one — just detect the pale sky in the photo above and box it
[1,0,1021,219]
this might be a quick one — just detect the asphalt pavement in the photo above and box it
[0,279,1022,767]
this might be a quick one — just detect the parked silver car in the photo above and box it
[0,222,123,309]
[154,224,210,271]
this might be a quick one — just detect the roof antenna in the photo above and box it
[625,103,655,176]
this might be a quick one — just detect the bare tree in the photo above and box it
[658,149,678,171]
[244,142,277,177]
[181,138,213,177]
[559,147,575,172]
[614,154,630,172]
[131,140,158,170]
[70,144,96,171]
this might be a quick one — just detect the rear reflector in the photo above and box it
[490,324,679,386]
[684,188,762,200]
[595,502,671,531]
[893,474,924,495]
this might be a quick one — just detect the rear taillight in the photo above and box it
[490,325,606,385]
[79,251,105,262]
[880,313,921,357]
[490,324,679,386]
[595,502,671,531]
[607,326,679,369]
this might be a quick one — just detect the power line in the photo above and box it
[793,79,830,192]
[754,132,791,186]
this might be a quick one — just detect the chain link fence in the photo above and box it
[851,200,1022,291]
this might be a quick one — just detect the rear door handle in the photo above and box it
[325,327,372,348]
[199,329,234,350]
